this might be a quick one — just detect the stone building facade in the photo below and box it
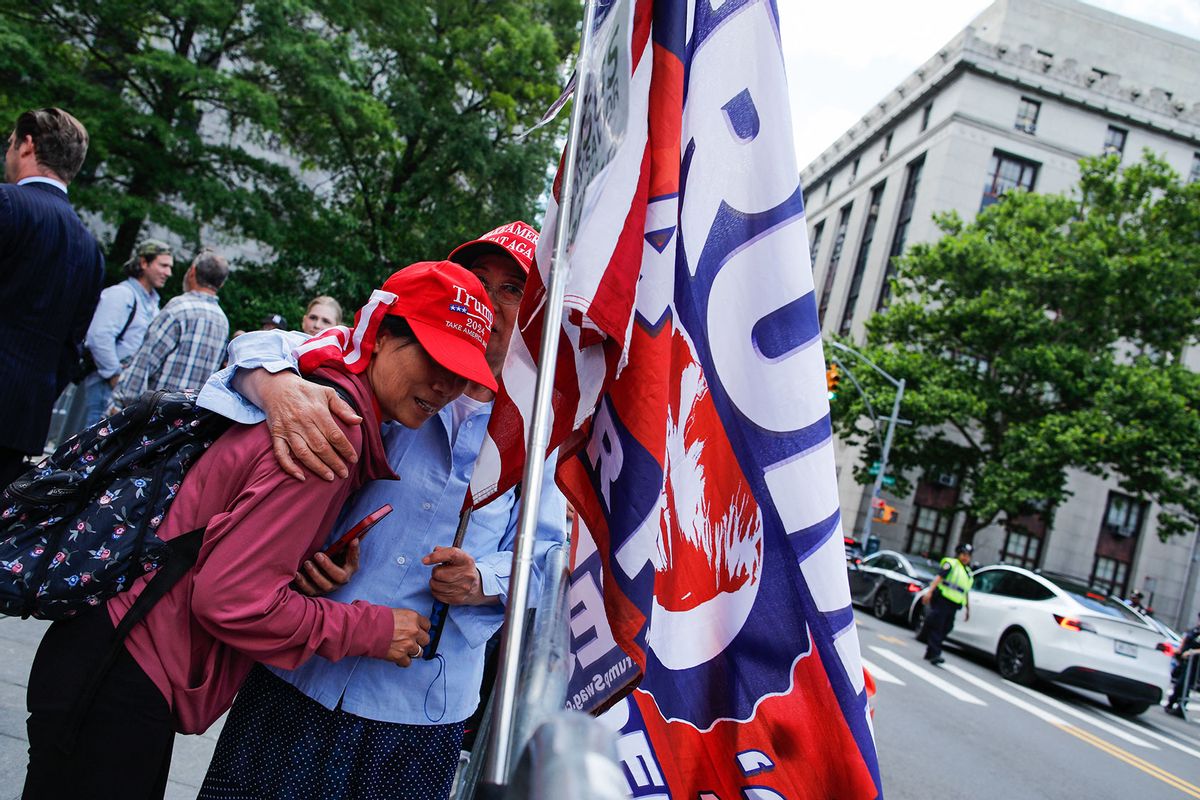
[800,0,1200,628]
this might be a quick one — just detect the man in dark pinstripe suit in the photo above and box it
[0,108,105,488]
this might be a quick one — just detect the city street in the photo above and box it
[859,610,1200,799]
[2,607,1198,797]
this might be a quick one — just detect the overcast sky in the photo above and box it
[779,0,1200,169]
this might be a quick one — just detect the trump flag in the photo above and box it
[473,0,882,796]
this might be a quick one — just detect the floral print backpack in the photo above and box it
[0,390,231,620]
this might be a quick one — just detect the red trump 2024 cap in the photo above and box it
[296,261,497,391]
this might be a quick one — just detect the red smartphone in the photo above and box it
[321,504,393,560]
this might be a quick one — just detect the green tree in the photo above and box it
[0,0,317,275]
[266,0,577,306]
[0,0,578,329]
[830,154,1200,543]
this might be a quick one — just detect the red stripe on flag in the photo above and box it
[577,144,651,340]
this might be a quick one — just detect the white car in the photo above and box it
[948,565,1174,714]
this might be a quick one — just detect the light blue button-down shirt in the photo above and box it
[84,277,160,378]
[198,330,566,724]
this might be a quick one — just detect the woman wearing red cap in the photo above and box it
[22,262,497,800]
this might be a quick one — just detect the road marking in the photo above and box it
[1006,683,1157,749]
[940,663,1067,724]
[1094,709,1200,760]
[859,657,905,686]
[876,633,909,647]
[1054,723,1200,799]
[939,665,1199,797]
[1159,723,1200,750]
[867,647,985,705]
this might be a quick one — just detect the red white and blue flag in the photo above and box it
[471,0,881,796]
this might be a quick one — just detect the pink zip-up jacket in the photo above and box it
[108,368,398,734]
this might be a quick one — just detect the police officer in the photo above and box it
[921,542,974,665]
[1166,612,1200,717]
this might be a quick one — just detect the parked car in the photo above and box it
[1115,599,1182,654]
[947,565,1175,715]
[844,536,865,565]
[848,549,941,628]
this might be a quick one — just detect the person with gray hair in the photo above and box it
[0,107,104,487]
[112,250,231,409]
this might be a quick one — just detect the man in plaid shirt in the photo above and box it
[113,250,230,409]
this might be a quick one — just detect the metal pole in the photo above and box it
[480,0,599,787]
[1177,527,1200,632]
[830,357,884,452]
[861,378,904,546]
[510,545,573,753]
[1181,653,1196,721]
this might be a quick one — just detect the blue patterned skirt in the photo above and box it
[199,665,464,800]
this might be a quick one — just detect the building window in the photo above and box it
[1090,491,1146,598]
[1002,530,1042,569]
[1103,125,1127,158]
[808,220,825,266]
[877,155,924,310]
[818,204,853,325]
[920,103,933,132]
[1001,507,1050,570]
[1015,97,1041,134]
[907,506,952,558]
[981,151,1039,210]
[850,157,860,183]
[881,131,894,161]
[839,181,886,336]
[1090,556,1130,598]
[1189,153,1200,184]
[808,182,822,208]
[1102,492,1146,538]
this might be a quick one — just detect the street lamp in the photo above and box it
[828,341,905,548]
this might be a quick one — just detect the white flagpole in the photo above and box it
[478,0,601,790]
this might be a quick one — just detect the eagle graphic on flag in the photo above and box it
[471,0,882,796]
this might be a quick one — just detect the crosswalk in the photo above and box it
[867,645,987,705]
[861,627,1200,798]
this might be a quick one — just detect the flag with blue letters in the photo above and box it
[473,1,882,795]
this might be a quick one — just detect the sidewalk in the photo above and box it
[0,615,223,799]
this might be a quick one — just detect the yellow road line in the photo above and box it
[876,633,909,647]
[1054,722,1200,798]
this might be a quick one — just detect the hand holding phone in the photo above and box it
[321,503,393,561]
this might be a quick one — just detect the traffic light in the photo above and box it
[871,497,898,524]
[826,363,841,400]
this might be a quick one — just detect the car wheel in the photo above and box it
[872,588,892,620]
[1107,696,1150,716]
[997,630,1036,686]
[911,601,927,632]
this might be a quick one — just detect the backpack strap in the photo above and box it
[62,525,206,753]
[76,289,140,381]
[114,296,139,345]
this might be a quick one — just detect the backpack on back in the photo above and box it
[0,390,231,620]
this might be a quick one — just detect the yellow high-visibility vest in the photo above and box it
[937,558,974,605]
